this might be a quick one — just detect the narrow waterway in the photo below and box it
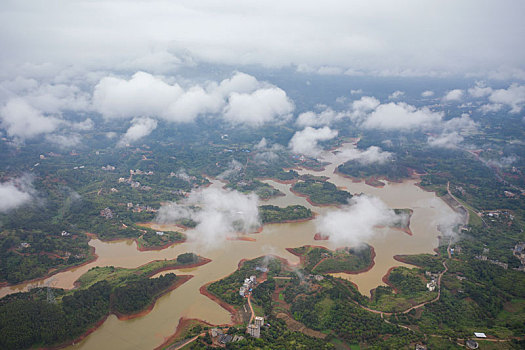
[0,143,455,350]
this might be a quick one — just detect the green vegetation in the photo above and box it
[290,245,374,274]
[291,179,352,206]
[259,204,312,224]
[185,317,335,349]
[285,275,421,348]
[0,258,195,349]
[367,267,437,313]
[177,252,198,264]
[207,256,283,307]
[337,158,410,181]
[227,180,284,200]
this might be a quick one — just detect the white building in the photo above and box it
[247,324,260,338]
[426,281,436,292]
[254,316,264,327]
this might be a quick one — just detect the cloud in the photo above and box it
[71,118,94,131]
[2,2,524,78]
[289,126,338,157]
[45,133,82,149]
[0,78,91,114]
[93,71,185,120]
[117,117,158,147]
[155,187,259,249]
[350,89,363,95]
[443,89,464,101]
[488,83,525,113]
[254,138,284,164]
[442,113,477,133]
[428,114,477,148]
[468,81,493,98]
[428,132,464,149]
[479,103,503,114]
[316,195,408,247]
[92,71,293,126]
[0,98,62,140]
[335,146,392,165]
[388,90,405,99]
[361,102,443,130]
[223,87,294,126]
[349,96,381,122]
[421,90,434,97]
[296,107,347,127]
[0,175,35,212]
[217,159,243,180]
[485,155,518,169]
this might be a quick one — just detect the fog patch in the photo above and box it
[155,187,260,249]
[335,146,392,165]
[289,126,338,157]
[0,98,62,140]
[0,175,36,213]
[316,195,408,247]
[217,159,243,180]
[117,117,157,147]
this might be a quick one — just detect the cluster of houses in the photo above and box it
[475,248,509,269]
[239,275,257,297]
[209,328,244,345]
[100,207,114,219]
[425,271,439,292]
[126,202,157,213]
[513,242,525,271]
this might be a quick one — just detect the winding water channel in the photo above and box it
[0,144,455,350]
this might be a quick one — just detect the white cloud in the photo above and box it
[254,138,284,164]
[349,96,381,122]
[421,90,434,97]
[442,114,477,133]
[46,133,82,149]
[155,187,259,249]
[388,90,405,99]
[289,126,338,157]
[468,81,492,98]
[223,87,294,126]
[117,117,158,147]
[0,175,35,212]
[443,89,464,101]
[296,107,347,127]
[350,89,363,95]
[217,159,243,180]
[428,132,464,149]
[71,118,94,131]
[361,102,443,130]
[479,103,503,114]
[0,98,62,139]
[93,71,184,120]
[92,71,293,126]
[1,2,524,78]
[316,195,408,247]
[335,146,392,165]
[488,83,525,113]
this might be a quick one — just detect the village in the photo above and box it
[200,273,267,347]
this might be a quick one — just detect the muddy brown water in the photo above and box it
[0,144,455,350]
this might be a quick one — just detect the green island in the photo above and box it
[0,254,205,350]
[337,159,411,182]
[287,245,374,274]
[226,180,284,200]
[291,179,353,206]
[259,204,313,224]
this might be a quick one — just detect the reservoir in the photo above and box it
[0,144,456,350]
